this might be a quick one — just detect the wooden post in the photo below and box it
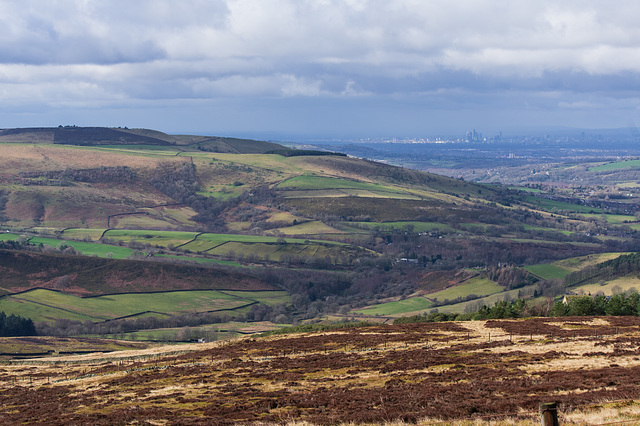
[540,402,559,426]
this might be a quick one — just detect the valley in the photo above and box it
[2,127,640,422]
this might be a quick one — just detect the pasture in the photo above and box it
[109,214,185,230]
[524,196,605,214]
[0,289,288,323]
[269,221,344,235]
[276,175,416,199]
[101,321,284,342]
[572,276,640,296]
[0,233,21,241]
[60,228,107,241]
[581,213,637,224]
[103,230,199,247]
[590,159,640,171]
[524,262,573,280]
[425,276,503,303]
[354,297,433,316]
[350,221,454,233]
[27,237,135,259]
[554,252,629,271]
[206,241,350,263]
[434,284,540,314]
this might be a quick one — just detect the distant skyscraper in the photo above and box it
[465,129,483,142]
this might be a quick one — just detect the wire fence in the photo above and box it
[420,398,640,425]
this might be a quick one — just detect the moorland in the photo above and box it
[2,126,640,422]
[2,317,640,424]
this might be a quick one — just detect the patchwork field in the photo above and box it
[0,289,288,323]
[2,318,640,424]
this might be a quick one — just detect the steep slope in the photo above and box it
[0,249,275,296]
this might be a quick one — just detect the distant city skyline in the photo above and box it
[2,1,640,139]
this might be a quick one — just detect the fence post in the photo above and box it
[540,402,559,426]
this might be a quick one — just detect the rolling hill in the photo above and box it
[0,126,638,332]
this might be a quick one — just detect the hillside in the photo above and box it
[0,249,275,296]
[2,318,640,424]
[0,126,638,333]
[0,126,284,153]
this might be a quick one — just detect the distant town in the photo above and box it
[319,127,639,146]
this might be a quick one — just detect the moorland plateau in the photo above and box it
[1,127,640,423]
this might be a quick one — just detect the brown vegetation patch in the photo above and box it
[2,318,640,424]
[485,316,638,338]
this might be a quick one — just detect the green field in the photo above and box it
[350,221,454,233]
[277,175,390,191]
[426,277,503,303]
[524,196,605,214]
[60,228,108,241]
[276,175,416,199]
[94,321,285,342]
[554,252,629,271]
[524,263,572,280]
[0,289,288,323]
[581,214,637,225]
[220,290,291,306]
[509,186,543,193]
[180,234,289,252]
[433,285,540,315]
[28,236,135,259]
[354,297,433,316]
[271,221,343,235]
[0,233,22,241]
[103,230,199,247]
[590,159,640,172]
[572,276,640,296]
[206,241,349,263]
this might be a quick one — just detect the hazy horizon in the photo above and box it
[3,1,640,138]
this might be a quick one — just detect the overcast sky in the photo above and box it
[2,0,640,139]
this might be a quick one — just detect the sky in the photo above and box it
[2,0,640,139]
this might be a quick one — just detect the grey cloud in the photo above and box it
[2,0,640,134]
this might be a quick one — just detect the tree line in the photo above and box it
[396,292,640,325]
[0,312,36,336]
